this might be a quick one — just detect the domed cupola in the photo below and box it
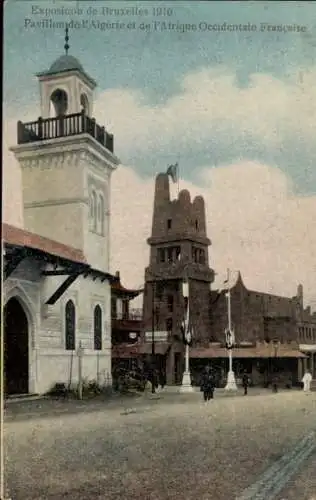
[36,27,96,118]
[48,54,85,74]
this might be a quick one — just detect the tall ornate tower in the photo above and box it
[143,172,215,382]
[10,30,120,272]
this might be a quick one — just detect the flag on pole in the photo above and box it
[166,163,178,183]
[181,296,193,345]
[225,328,234,349]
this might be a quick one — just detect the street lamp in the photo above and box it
[224,268,238,391]
[180,277,194,393]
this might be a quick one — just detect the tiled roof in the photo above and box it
[2,223,87,264]
[111,274,143,297]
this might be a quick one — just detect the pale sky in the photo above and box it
[3,1,316,310]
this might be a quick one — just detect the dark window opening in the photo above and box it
[195,219,199,230]
[175,246,181,261]
[157,248,165,263]
[155,281,164,299]
[166,317,173,332]
[94,305,102,351]
[50,88,68,117]
[192,247,198,263]
[167,247,173,263]
[199,249,205,264]
[65,300,76,350]
[111,298,117,319]
[167,219,172,230]
[167,295,174,313]
[122,300,129,319]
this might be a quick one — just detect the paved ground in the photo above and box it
[4,387,291,421]
[276,450,316,500]
[4,390,316,500]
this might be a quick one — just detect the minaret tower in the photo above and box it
[10,28,120,272]
[143,173,215,383]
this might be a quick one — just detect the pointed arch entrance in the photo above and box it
[4,297,29,395]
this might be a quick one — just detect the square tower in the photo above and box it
[143,173,215,347]
[10,44,119,273]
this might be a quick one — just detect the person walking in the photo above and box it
[201,366,215,403]
[272,373,278,393]
[159,368,166,390]
[302,370,312,392]
[242,372,249,396]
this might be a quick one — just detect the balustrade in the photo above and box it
[17,110,114,153]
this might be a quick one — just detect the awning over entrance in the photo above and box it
[138,343,171,355]
[299,344,316,353]
[112,342,171,358]
[112,343,141,359]
[190,345,307,359]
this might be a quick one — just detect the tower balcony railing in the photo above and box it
[17,110,114,153]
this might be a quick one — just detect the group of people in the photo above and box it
[200,366,251,402]
[199,366,313,401]
[148,368,166,391]
[115,361,314,396]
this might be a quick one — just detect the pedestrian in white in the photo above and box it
[302,370,312,392]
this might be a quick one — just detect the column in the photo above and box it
[311,352,315,378]
[298,358,303,382]
[172,247,176,262]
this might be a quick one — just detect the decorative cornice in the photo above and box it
[19,151,80,171]
[11,133,120,168]
[24,197,88,209]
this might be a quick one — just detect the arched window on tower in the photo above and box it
[50,88,68,137]
[97,194,105,235]
[50,88,68,117]
[65,300,76,350]
[80,93,90,116]
[90,190,97,231]
[94,305,102,350]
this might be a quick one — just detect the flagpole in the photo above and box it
[180,273,193,393]
[184,296,190,374]
[224,268,238,391]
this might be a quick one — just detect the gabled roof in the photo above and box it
[3,223,87,264]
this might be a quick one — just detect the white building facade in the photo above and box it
[4,47,120,395]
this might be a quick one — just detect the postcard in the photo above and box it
[2,1,316,499]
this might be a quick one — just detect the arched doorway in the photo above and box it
[4,297,29,395]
